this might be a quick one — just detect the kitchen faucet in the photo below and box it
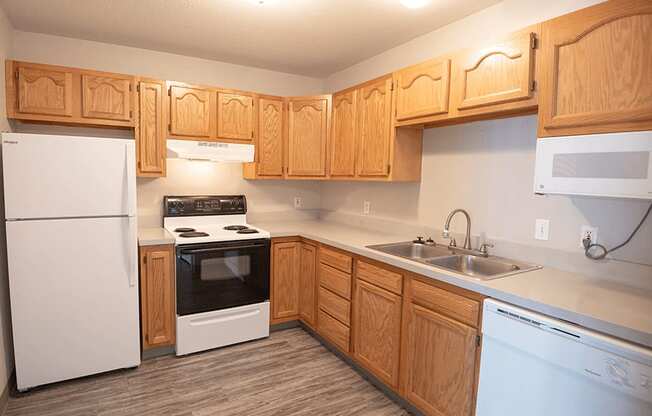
[442,209,472,250]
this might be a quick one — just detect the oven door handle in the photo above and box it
[179,243,266,255]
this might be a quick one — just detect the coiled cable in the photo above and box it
[583,202,652,260]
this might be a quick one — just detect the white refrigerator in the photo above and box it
[2,133,141,391]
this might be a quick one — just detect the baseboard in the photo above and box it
[299,323,424,416]
[141,345,176,360]
[271,320,300,332]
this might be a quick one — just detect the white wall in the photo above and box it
[322,0,652,271]
[0,4,14,398]
[9,31,326,227]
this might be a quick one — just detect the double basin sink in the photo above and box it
[367,241,541,280]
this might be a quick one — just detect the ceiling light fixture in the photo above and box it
[400,0,430,9]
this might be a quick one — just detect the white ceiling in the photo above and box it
[0,0,501,77]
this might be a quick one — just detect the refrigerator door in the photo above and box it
[7,217,140,390]
[2,133,136,219]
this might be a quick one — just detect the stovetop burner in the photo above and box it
[174,227,196,233]
[237,229,259,234]
[224,225,249,231]
[179,231,210,238]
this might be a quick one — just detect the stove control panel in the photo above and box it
[164,195,247,217]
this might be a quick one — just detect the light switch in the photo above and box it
[535,219,550,241]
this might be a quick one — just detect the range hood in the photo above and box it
[167,139,254,162]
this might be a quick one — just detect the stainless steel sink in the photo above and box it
[367,242,451,259]
[367,241,541,280]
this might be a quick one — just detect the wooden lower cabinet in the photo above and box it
[298,242,318,327]
[271,241,301,322]
[353,279,402,389]
[271,239,318,325]
[139,244,175,350]
[401,302,479,416]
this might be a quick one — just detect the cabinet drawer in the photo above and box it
[319,263,352,300]
[319,287,350,326]
[356,261,403,295]
[318,309,350,353]
[319,246,352,273]
[410,279,479,328]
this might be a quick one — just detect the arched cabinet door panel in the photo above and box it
[538,0,652,137]
[330,90,357,177]
[169,85,212,138]
[16,65,74,117]
[455,32,536,110]
[356,77,393,178]
[394,58,451,121]
[82,74,133,121]
[217,91,255,142]
[287,96,330,177]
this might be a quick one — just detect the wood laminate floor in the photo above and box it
[5,328,411,416]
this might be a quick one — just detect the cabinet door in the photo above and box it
[16,64,73,117]
[137,81,166,176]
[353,279,402,388]
[455,32,535,111]
[356,77,393,177]
[298,243,317,327]
[257,98,285,176]
[272,242,300,320]
[140,245,175,349]
[402,303,478,416]
[217,92,255,142]
[538,0,652,136]
[330,90,357,177]
[287,97,329,177]
[169,85,211,137]
[82,74,133,121]
[395,58,450,121]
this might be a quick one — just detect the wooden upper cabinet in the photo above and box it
[81,74,133,121]
[394,58,451,122]
[298,243,317,327]
[256,97,285,177]
[272,241,300,321]
[538,0,652,137]
[217,91,255,142]
[15,64,73,117]
[287,96,330,177]
[356,77,393,177]
[353,279,402,388]
[169,85,211,137]
[454,30,536,112]
[330,90,357,177]
[140,245,176,350]
[402,303,478,416]
[137,80,166,177]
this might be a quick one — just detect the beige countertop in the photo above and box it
[251,219,652,349]
[138,227,175,246]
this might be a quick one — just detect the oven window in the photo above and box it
[176,240,270,316]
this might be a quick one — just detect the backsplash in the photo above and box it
[319,115,652,273]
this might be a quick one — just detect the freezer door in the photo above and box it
[2,133,136,219]
[7,217,140,390]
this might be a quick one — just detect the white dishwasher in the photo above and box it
[476,299,652,416]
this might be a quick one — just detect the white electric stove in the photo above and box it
[163,195,271,356]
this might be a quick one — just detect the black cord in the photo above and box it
[583,202,652,260]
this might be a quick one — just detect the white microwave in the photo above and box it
[534,131,652,200]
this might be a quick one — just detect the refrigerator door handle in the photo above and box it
[127,216,137,287]
[125,143,136,217]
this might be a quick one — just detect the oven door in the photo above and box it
[176,239,270,316]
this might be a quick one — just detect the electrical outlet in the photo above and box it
[293,197,303,209]
[580,225,598,248]
[534,219,550,241]
[363,201,371,215]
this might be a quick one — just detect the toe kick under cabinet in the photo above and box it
[270,237,485,416]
